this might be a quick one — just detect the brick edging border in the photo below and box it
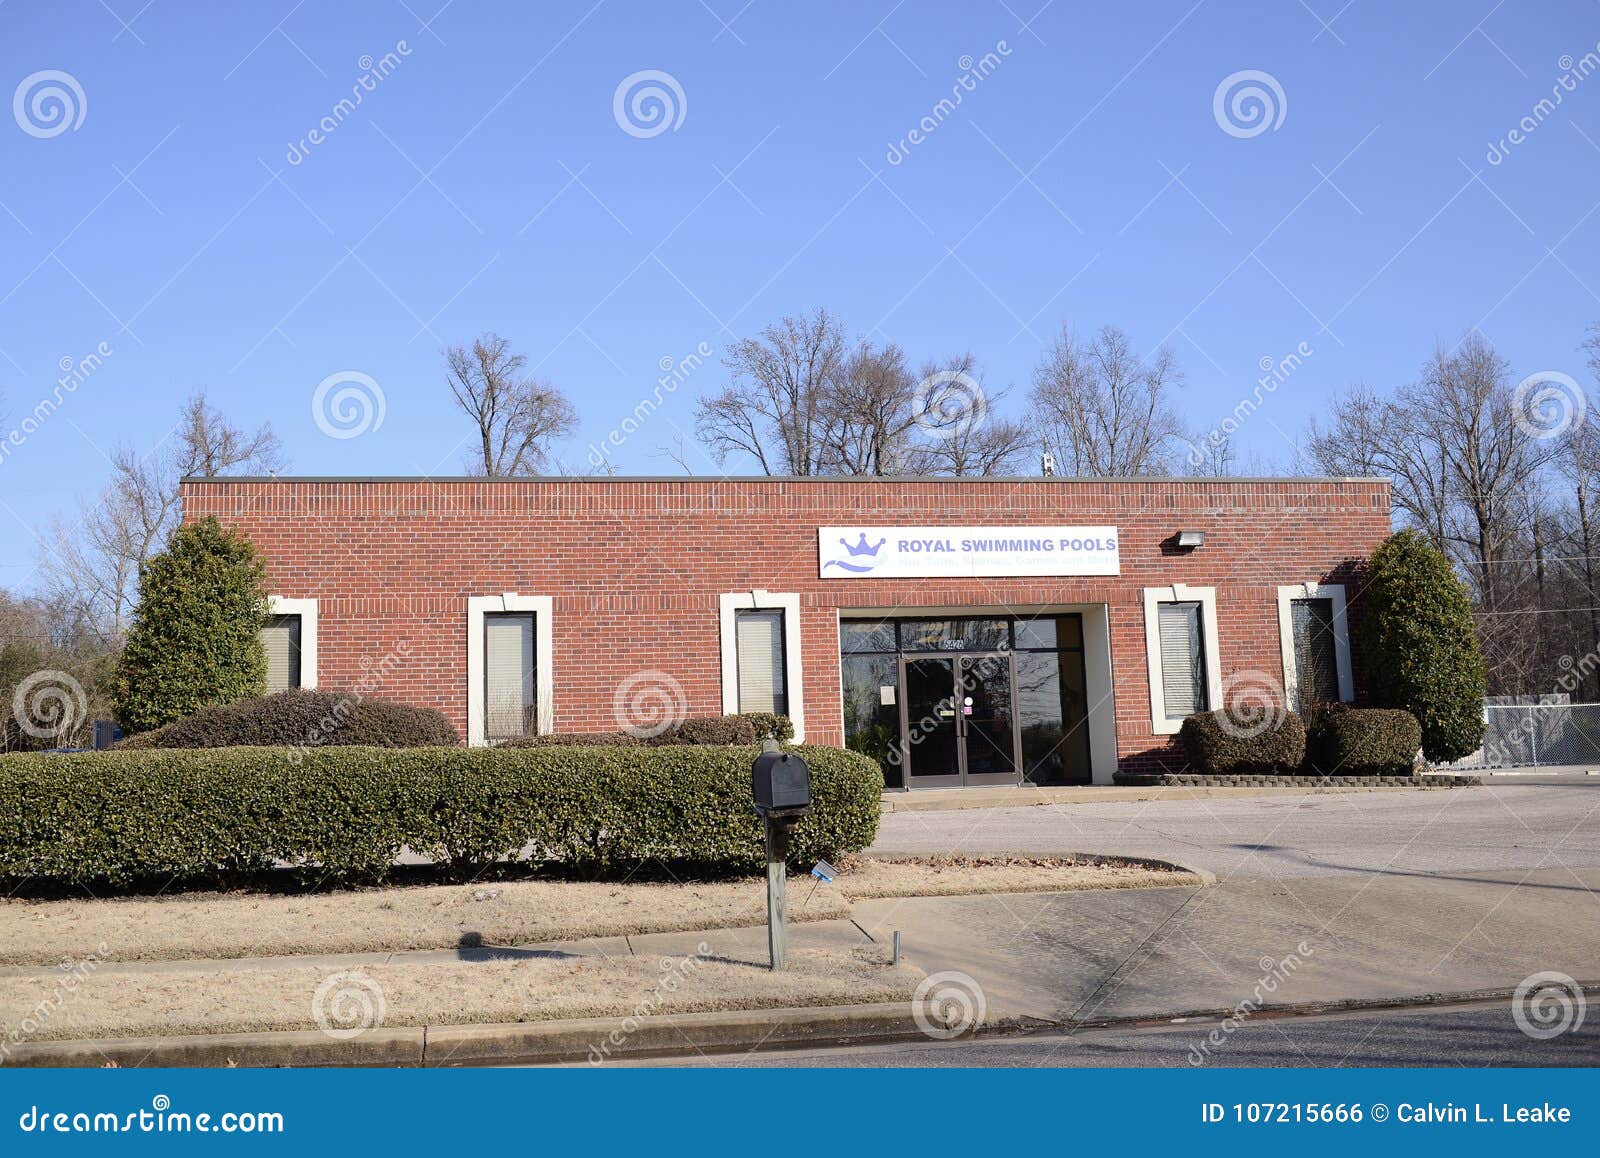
[1111,773,1480,788]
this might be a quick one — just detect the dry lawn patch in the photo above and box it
[0,947,916,1043]
[0,856,1195,968]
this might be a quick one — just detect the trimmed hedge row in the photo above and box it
[1180,704,1423,776]
[1306,705,1421,775]
[1179,708,1308,774]
[114,688,459,750]
[0,743,881,888]
[497,713,796,749]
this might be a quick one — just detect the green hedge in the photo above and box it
[115,688,459,750]
[496,713,796,749]
[1179,708,1308,774]
[1306,706,1421,776]
[0,744,881,889]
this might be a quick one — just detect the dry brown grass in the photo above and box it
[0,947,917,1043]
[0,857,1194,967]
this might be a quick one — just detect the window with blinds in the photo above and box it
[484,613,536,742]
[261,615,302,692]
[1291,597,1340,706]
[736,609,787,716]
[1156,602,1207,720]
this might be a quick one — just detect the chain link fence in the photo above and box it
[1447,698,1600,769]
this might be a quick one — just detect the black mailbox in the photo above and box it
[752,750,812,818]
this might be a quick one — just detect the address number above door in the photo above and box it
[817,526,1120,579]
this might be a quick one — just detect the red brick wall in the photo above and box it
[181,476,1392,773]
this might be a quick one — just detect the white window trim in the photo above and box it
[1142,584,1222,735]
[719,590,804,742]
[1277,582,1354,708]
[266,596,318,689]
[467,594,553,746]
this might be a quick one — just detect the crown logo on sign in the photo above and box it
[840,533,887,557]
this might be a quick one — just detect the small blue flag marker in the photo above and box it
[811,859,836,883]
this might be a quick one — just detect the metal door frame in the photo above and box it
[897,650,1022,788]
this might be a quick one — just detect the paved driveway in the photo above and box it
[871,782,1600,880]
[858,782,1600,1037]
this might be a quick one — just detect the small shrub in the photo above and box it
[662,715,760,746]
[1180,708,1307,774]
[739,712,795,743]
[1306,707,1421,776]
[496,732,642,748]
[0,744,882,888]
[119,688,458,750]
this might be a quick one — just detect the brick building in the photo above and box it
[181,475,1391,785]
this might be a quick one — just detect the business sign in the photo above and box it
[818,526,1120,579]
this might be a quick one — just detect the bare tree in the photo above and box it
[911,354,1030,476]
[1303,336,1555,694]
[176,391,285,478]
[445,333,578,476]
[819,341,919,475]
[1304,384,1452,548]
[39,393,283,641]
[694,309,846,475]
[1028,325,1186,476]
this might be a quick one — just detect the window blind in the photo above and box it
[736,609,787,716]
[1291,597,1340,706]
[261,615,301,692]
[1157,602,1206,719]
[485,613,535,741]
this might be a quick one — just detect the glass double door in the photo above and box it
[900,652,1020,787]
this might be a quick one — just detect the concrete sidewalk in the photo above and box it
[9,865,1596,1065]
[844,867,1600,1024]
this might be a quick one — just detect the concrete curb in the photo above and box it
[12,980,1598,1068]
[879,781,1476,811]
[1052,980,1600,1034]
[2,1004,921,1070]
[862,850,1218,886]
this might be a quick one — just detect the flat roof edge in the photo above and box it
[181,474,1390,486]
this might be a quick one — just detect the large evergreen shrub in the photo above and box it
[1358,530,1487,763]
[113,517,269,734]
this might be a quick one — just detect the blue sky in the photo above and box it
[2,0,1599,587]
